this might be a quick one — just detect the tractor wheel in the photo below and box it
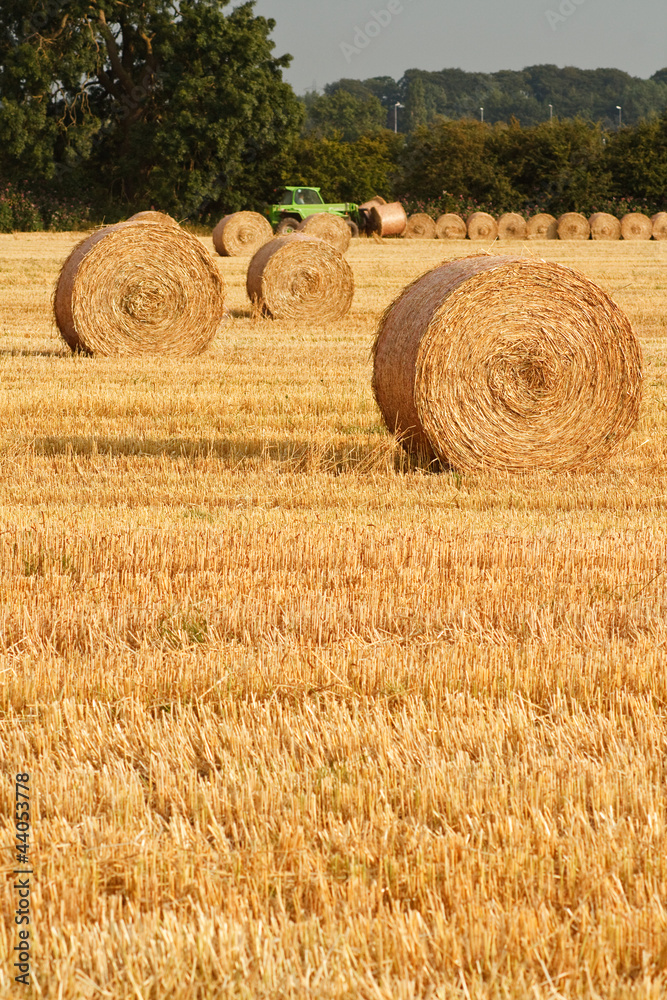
[275,217,300,236]
[347,220,360,239]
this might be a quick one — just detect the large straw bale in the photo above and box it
[589,213,621,240]
[127,211,179,227]
[621,213,652,240]
[368,203,408,237]
[298,213,351,254]
[372,255,642,473]
[246,234,353,322]
[497,213,526,240]
[404,213,437,239]
[212,211,273,257]
[526,214,558,239]
[54,222,225,356]
[435,214,467,240]
[557,213,590,240]
[651,212,667,240]
[467,212,498,241]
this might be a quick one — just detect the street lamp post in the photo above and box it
[549,103,553,122]
[616,105,622,127]
[394,102,404,133]
[480,107,484,122]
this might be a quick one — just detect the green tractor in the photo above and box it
[268,187,359,236]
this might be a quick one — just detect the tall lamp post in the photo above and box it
[548,103,553,122]
[616,105,622,127]
[394,102,404,133]
[480,107,484,122]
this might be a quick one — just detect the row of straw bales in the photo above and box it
[213,211,352,258]
[400,210,667,241]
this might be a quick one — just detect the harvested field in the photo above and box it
[1,232,667,998]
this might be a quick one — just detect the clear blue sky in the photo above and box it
[248,0,667,94]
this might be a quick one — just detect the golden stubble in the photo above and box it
[0,233,667,998]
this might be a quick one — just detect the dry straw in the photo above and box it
[358,196,387,210]
[298,213,351,254]
[497,213,526,240]
[621,212,652,240]
[404,213,437,239]
[127,210,180,227]
[369,202,408,237]
[435,214,467,240]
[651,212,667,240]
[372,255,642,473]
[467,212,498,241]
[557,213,590,240]
[246,234,353,322]
[54,222,225,357]
[589,213,621,240]
[212,211,273,257]
[526,214,558,239]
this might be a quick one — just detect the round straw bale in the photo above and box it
[369,202,408,237]
[298,213,351,254]
[557,213,590,240]
[404,213,437,239]
[127,210,179,227]
[651,212,667,240]
[246,234,353,322]
[54,222,225,356]
[212,211,273,257]
[621,212,652,240]
[372,255,642,473]
[589,212,621,240]
[526,214,558,240]
[467,212,498,241]
[497,213,527,240]
[435,214,467,240]
[359,196,387,211]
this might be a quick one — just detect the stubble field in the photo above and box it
[1,232,667,998]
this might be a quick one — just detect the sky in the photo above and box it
[249,0,667,94]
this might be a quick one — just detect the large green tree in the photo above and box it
[0,0,303,217]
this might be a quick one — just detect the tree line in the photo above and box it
[0,1,666,229]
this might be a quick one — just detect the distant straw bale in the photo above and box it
[298,213,351,254]
[435,214,467,240]
[372,255,642,473]
[127,211,179,227]
[368,203,408,237]
[497,213,527,240]
[358,196,387,210]
[54,222,225,357]
[651,212,667,240]
[246,234,353,322]
[589,213,621,240]
[557,213,590,240]
[526,214,558,239]
[404,213,437,239]
[212,212,273,257]
[621,213,652,240]
[467,212,498,241]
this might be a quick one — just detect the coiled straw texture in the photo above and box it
[652,212,667,240]
[127,211,180,227]
[298,213,351,254]
[54,222,225,357]
[212,212,273,257]
[526,214,558,239]
[497,213,526,240]
[621,213,652,240]
[589,213,621,240]
[404,213,437,239]
[369,203,408,237]
[557,213,590,240]
[246,234,354,322]
[467,212,498,241]
[435,214,467,240]
[372,255,642,473]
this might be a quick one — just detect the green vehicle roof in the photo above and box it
[281,186,321,192]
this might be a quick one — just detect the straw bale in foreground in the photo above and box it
[54,222,225,356]
[435,214,467,240]
[368,203,408,237]
[372,255,642,473]
[298,213,351,254]
[621,213,652,240]
[497,213,526,240]
[212,212,273,257]
[526,214,558,239]
[589,213,621,240]
[467,212,498,241]
[246,234,353,322]
[557,213,590,240]
[404,213,437,239]
[127,211,179,227]
[651,212,667,240]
